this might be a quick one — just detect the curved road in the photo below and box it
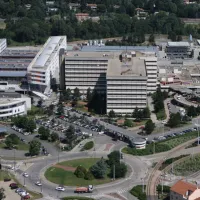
[12,151,148,199]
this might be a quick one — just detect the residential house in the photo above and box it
[75,13,89,22]
[87,4,97,11]
[170,180,200,200]
[68,3,80,11]
[135,8,148,20]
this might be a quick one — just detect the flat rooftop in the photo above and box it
[65,51,118,59]
[0,49,38,58]
[0,92,21,98]
[107,57,146,77]
[167,42,190,47]
[0,98,22,105]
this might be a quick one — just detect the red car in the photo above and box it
[23,195,30,199]
[9,183,17,187]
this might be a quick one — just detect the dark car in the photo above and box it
[4,178,11,182]
[9,183,17,187]
[10,185,18,189]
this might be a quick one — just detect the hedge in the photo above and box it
[82,141,94,151]
[130,185,146,200]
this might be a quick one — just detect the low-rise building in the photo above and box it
[0,39,7,53]
[75,13,89,22]
[135,8,148,20]
[87,4,97,10]
[68,3,80,11]
[0,92,31,119]
[166,42,191,59]
[170,180,200,200]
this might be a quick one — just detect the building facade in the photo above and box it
[166,42,191,59]
[0,94,31,119]
[106,57,147,114]
[0,39,7,53]
[170,180,200,200]
[28,36,67,93]
[65,52,109,93]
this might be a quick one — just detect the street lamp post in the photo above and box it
[13,149,16,173]
[194,119,200,146]
[24,176,26,186]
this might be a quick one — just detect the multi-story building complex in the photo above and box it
[0,39,7,53]
[166,42,191,59]
[65,52,109,93]
[28,36,67,93]
[0,48,38,83]
[106,55,147,114]
[170,180,200,200]
[0,92,31,119]
[143,57,158,94]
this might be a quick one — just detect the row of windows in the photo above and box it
[0,103,24,109]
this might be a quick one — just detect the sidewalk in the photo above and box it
[70,138,93,152]
[147,97,158,123]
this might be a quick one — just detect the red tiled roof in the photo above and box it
[171,180,196,196]
[75,13,89,16]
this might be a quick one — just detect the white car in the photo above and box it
[20,192,29,197]
[35,181,42,186]
[56,187,65,191]
[162,120,167,124]
[23,172,29,177]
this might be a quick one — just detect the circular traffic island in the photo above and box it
[45,157,127,186]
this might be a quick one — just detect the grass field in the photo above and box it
[0,170,12,181]
[0,142,29,151]
[62,197,95,200]
[58,158,99,169]
[173,155,200,176]
[0,22,6,29]
[45,158,112,186]
[122,131,198,156]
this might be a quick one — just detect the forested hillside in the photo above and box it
[0,0,200,44]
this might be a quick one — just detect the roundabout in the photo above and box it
[13,151,148,199]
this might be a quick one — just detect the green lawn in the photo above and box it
[122,131,198,156]
[0,170,12,181]
[45,158,112,186]
[58,158,99,170]
[0,142,29,151]
[173,155,200,176]
[45,167,112,186]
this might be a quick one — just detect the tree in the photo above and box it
[5,137,13,149]
[124,119,133,127]
[26,119,36,133]
[187,106,197,117]
[74,166,87,178]
[90,158,108,179]
[84,171,94,180]
[149,34,155,43]
[29,140,41,156]
[46,104,54,116]
[64,125,76,147]
[38,126,50,140]
[86,87,92,102]
[142,107,150,118]
[51,132,59,142]
[107,151,120,167]
[74,87,81,99]
[176,35,182,41]
[167,113,181,128]
[57,103,64,115]
[111,162,127,178]
[108,110,116,118]
[144,119,155,134]
[0,188,5,200]
[63,88,72,101]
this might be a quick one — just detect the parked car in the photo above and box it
[23,172,29,177]
[4,178,11,182]
[35,181,42,186]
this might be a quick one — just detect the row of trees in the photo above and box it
[152,88,168,113]
[11,116,36,133]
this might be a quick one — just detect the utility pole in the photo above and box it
[13,149,16,173]
[198,119,199,145]
[24,176,26,186]
[113,164,115,181]
[40,179,43,193]
[161,174,163,195]
[142,178,145,193]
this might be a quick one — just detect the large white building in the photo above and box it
[106,55,147,114]
[65,52,109,93]
[64,50,158,114]
[0,93,31,119]
[28,36,67,93]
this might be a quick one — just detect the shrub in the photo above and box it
[84,171,94,180]
[82,141,94,151]
[74,166,87,178]
[130,185,146,200]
